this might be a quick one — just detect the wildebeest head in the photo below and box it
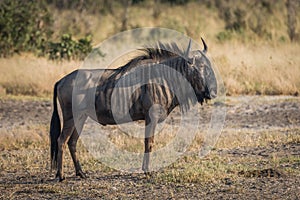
[185,38,217,102]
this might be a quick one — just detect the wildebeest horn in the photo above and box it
[201,37,207,53]
[185,39,192,58]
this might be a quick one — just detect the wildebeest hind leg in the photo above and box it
[56,119,74,181]
[68,129,87,179]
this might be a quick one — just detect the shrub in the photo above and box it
[46,34,93,61]
[216,31,232,42]
[0,0,53,57]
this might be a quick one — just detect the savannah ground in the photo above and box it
[0,96,299,199]
[0,0,300,199]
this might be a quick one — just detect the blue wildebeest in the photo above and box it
[50,38,217,181]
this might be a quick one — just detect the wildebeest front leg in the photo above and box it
[142,113,158,174]
[68,129,86,179]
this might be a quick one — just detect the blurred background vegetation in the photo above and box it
[1,0,299,59]
[0,0,299,96]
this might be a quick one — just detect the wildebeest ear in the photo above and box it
[201,37,207,53]
[185,39,192,58]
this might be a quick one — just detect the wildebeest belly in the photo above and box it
[94,80,146,125]
[95,107,145,125]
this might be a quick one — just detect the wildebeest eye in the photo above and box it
[196,62,205,71]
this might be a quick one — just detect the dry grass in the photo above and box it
[152,127,300,183]
[1,123,299,183]
[0,124,48,151]
[0,42,299,97]
[0,55,79,97]
[212,42,300,95]
[216,128,300,149]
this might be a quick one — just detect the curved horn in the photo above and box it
[201,37,207,53]
[185,39,192,58]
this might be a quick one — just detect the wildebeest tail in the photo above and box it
[50,82,61,170]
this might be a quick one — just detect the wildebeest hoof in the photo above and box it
[58,176,65,182]
[55,172,65,182]
[76,171,87,179]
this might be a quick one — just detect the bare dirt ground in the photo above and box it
[0,96,299,199]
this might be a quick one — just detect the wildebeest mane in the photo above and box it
[124,42,185,68]
[140,42,185,61]
[103,42,187,83]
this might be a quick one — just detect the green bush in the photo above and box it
[47,34,93,60]
[0,0,92,60]
[216,31,232,42]
[0,0,52,57]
